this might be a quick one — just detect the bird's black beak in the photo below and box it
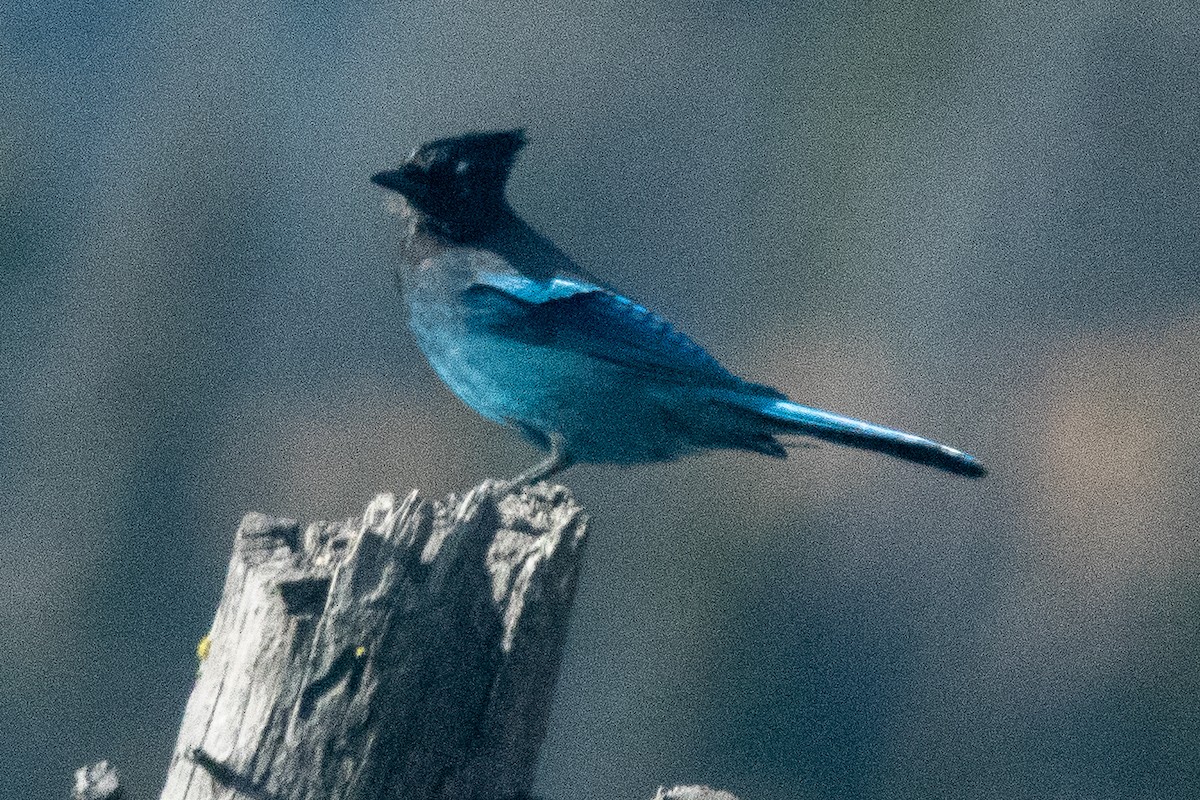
[370,168,411,194]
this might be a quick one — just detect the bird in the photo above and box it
[371,129,986,485]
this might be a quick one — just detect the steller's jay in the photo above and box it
[371,129,986,485]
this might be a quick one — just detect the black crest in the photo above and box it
[372,129,527,240]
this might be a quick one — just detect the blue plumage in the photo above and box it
[372,130,986,483]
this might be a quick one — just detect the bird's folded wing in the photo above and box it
[466,271,772,391]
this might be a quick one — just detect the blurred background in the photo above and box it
[3,1,1198,798]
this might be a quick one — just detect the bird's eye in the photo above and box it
[454,160,471,176]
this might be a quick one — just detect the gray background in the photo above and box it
[3,2,1199,798]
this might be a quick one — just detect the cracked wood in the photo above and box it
[158,482,588,800]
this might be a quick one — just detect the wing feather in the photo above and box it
[465,271,775,393]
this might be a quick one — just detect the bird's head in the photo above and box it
[371,128,526,240]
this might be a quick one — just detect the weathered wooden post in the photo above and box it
[74,480,740,800]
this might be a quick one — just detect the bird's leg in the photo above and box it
[506,433,573,487]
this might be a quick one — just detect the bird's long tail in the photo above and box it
[718,392,987,479]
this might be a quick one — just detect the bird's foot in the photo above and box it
[498,433,573,492]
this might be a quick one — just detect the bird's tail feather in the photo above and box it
[716,393,987,479]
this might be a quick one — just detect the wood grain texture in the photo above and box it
[652,785,741,800]
[74,761,124,800]
[158,481,587,800]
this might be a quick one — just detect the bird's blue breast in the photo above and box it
[403,254,538,426]
[407,293,568,428]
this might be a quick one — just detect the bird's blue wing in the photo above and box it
[465,271,772,391]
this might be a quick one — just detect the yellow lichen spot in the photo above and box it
[196,633,212,662]
[354,645,366,659]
